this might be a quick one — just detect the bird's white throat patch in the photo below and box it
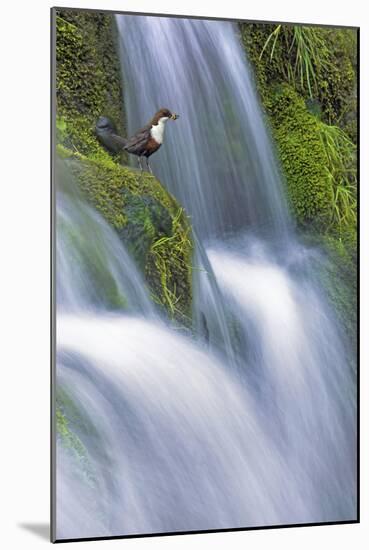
[150,117,169,144]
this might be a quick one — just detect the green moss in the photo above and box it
[56,9,127,162]
[55,9,193,323]
[147,208,193,323]
[56,408,87,462]
[268,84,334,228]
[313,29,357,136]
[61,150,193,323]
[239,23,357,136]
[239,23,357,345]
[239,25,357,233]
[56,389,97,487]
[238,23,284,106]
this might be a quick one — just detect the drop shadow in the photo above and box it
[18,522,49,541]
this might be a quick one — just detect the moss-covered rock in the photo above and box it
[268,84,334,228]
[55,8,127,162]
[239,23,357,344]
[239,23,357,232]
[238,23,283,106]
[55,9,193,324]
[239,23,357,138]
[59,147,192,324]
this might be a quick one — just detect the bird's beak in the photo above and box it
[171,113,179,120]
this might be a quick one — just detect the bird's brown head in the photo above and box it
[151,108,179,125]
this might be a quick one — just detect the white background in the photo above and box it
[0,0,367,547]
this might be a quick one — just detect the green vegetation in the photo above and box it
[54,10,356,343]
[259,25,340,102]
[319,124,357,229]
[239,22,357,343]
[59,147,193,322]
[148,208,193,322]
[269,84,334,227]
[240,23,357,230]
[55,9,193,324]
[56,388,98,488]
[56,10,127,162]
[242,24,357,130]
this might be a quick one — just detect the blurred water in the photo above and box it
[55,15,356,540]
[56,241,356,538]
[117,16,290,241]
[57,189,154,316]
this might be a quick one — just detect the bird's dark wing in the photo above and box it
[124,125,151,155]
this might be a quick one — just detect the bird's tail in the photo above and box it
[95,116,127,154]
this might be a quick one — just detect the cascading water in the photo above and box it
[57,190,155,316]
[56,15,356,540]
[117,16,290,240]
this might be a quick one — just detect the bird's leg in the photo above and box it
[146,157,153,175]
[138,156,143,173]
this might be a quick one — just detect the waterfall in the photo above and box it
[55,15,356,540]
[56,182,155,316]
[117,16,291,241]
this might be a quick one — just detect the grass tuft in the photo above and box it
[260,25,333,99]
[318,123,357,229]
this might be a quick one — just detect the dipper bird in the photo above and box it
[96,108,179,174]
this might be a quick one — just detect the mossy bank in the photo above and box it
[55,9,193,324]
[239,23,357,345]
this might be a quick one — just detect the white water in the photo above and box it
[56,244,356,538]
[117,15,290,240]
[55,15,356,540]
[57,190,154,316]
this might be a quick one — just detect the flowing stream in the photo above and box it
[117,16,290,240]
[56,16,356,540]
